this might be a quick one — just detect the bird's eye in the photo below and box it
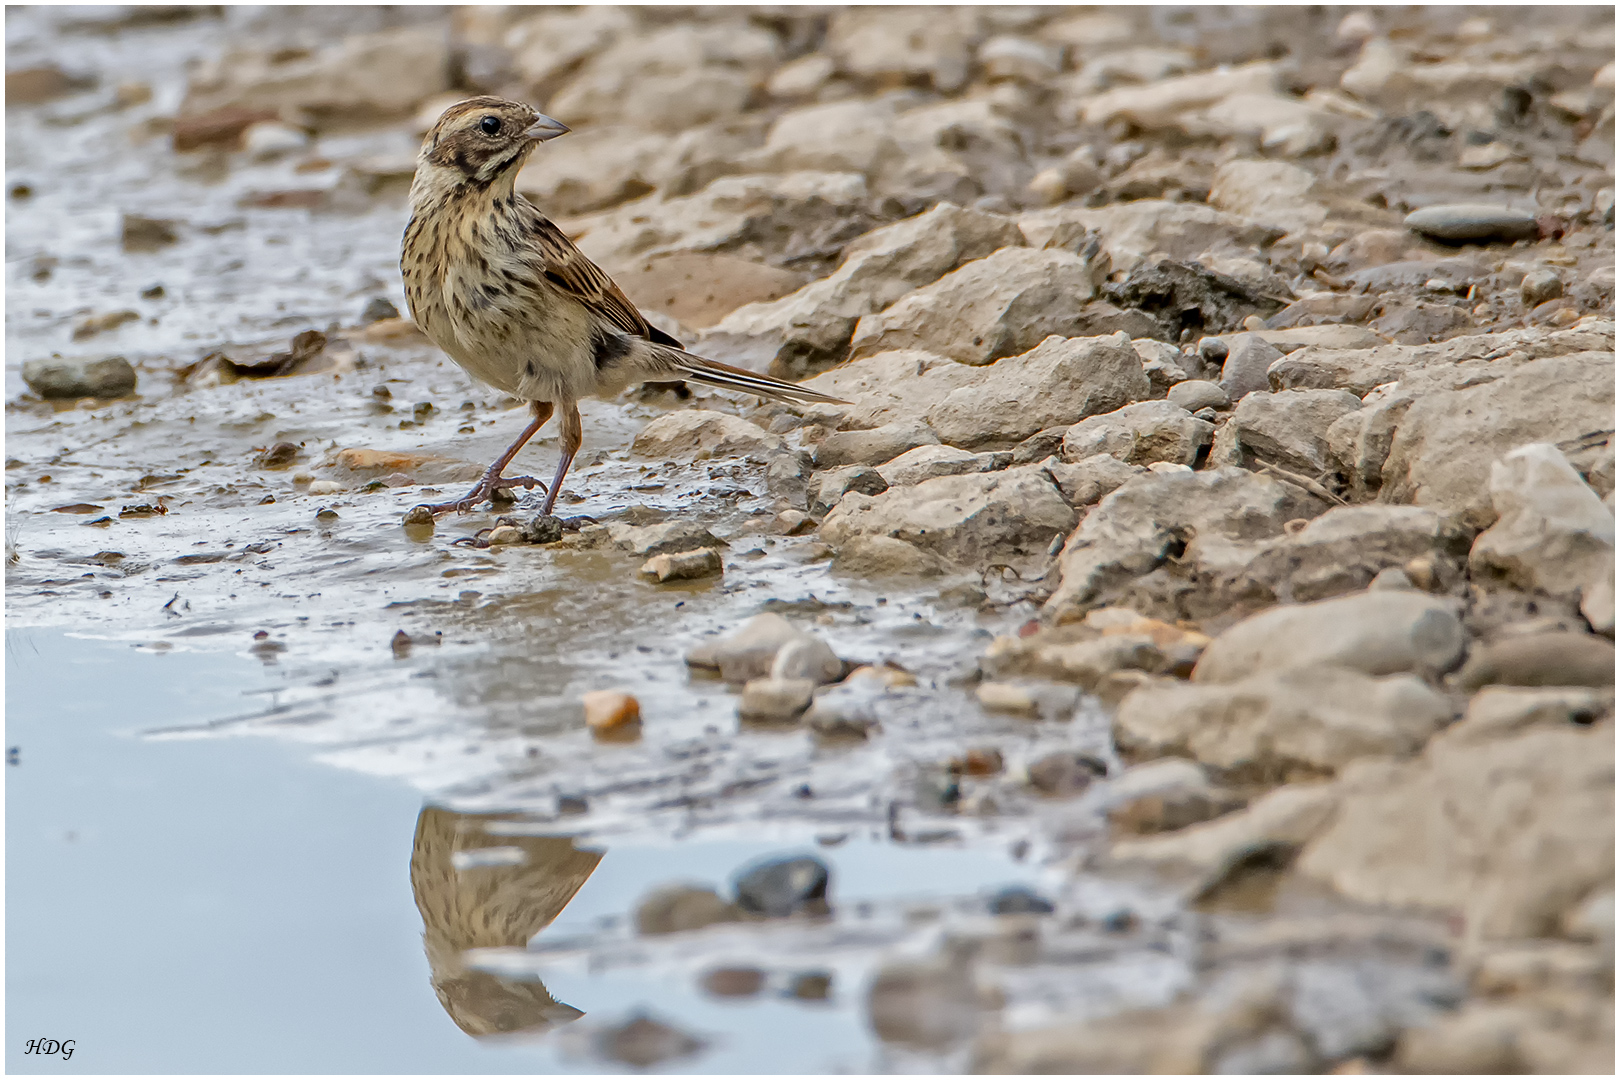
[479,116,501,136]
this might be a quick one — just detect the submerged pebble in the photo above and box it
[734,854,830,918]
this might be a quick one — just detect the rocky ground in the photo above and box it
[6,5,1615,1074]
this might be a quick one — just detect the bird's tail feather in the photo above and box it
[655,347,847,405]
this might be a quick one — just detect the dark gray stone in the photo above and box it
[734,855,830,918]
[988,885,1055,915]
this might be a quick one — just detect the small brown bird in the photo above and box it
[401,96,842,516]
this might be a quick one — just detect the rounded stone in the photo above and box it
[1403,204,1538,242]
[1166,379,1230,413]
[734,855,830,918]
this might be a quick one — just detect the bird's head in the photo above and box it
[412,96,569,203]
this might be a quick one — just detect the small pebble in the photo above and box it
[846,664,917,688]
[1241,315,1266,332]
[391,630,412,657]
[1027,751,1108,796]
[1403,203,1538,242]
[977,681,1038,714]
[641,547,722,582]
[583,689,642,738]
[738,677,816,722]
[486,525,522,545]
[734,854,830,918]
[1520,268,1564,306]
[952,747,1005,776]
[255,441,299,467]
[988,885,1055,915]
[314,507,339,522]
[700,966,765,998]
[307,480,341,495]
[402,505,434,528]
[787,971,833,1000]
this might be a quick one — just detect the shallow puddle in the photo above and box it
[7,631,1097,1073]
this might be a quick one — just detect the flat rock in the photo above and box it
[1060,400,1213,468]
[640,548,722,583]
[926,334,1151,449]
[821,463,1076,572]
[849,247,1102,366]
[812,422,938,468]
[1454,631,1616,690]
[1299,722,1613,940]
[798,349,985,433]
[631,409,781,458]
[876,444,996,488]
[1115,664,1453,781]
[1192,589,1467,684]
[608,520,726,558]
[1251,324,1384,354]
[1231,504,1471,605]
[1042,453,1146,507]
[1209,158,1326,233]
[1046,467,1326,623]
[1380,352,1616,529]
[1224,388,1364,475]
[698,202,1023,375]
[1019,198,1286,277]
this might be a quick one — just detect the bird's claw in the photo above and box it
[423,474,548,516]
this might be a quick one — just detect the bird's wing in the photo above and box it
[522,209,665,342]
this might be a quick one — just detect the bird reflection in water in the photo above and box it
[409,805,603,1039]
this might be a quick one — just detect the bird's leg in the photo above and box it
[538,402,583,517]
[425,401,553,515]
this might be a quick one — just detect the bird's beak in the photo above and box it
[523,114,571,142]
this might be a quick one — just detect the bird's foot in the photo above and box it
[423,473,547,516]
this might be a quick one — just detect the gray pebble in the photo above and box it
[734,855,830,918]
[1166,379,1230,413]
[22,355,137,399]
[1403,203,1538,242]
